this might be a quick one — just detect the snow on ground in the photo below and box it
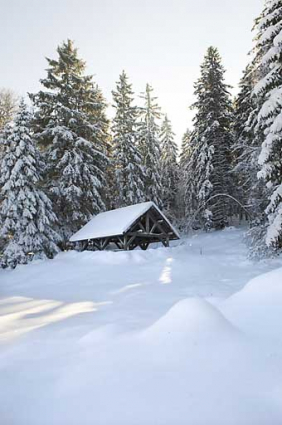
[1,228,282,425]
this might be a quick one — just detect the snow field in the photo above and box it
[1,228,282,424]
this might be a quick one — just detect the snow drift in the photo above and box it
[1,230,282,425]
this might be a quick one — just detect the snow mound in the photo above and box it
[52,293,282,425]
[1,229,282,425]
[143,298,240,345]
[221,267,282,338]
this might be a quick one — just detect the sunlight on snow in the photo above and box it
[111,283,146,295]
[0,296,109,342]
[159,258,174,285]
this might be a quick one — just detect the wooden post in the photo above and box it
[127,235,136,250]
[124,235,129,251]
[101,238,110,250]
[82,240,89,251]
[138,220,146,232]
[146,212,150,233]
[160,237,170,248]
[114,241,122,250]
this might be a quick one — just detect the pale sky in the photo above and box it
[1,0,263,144]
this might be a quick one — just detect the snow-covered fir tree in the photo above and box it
[252,0,282,250]
[138,84,163,207]
[185,47,234,230]
[178,129,193,225]
[232,64,266,218]
[0,100,60,268]
[0,90,18,185]
[184,129,211,229]
[179,129,192,169]
[111,71,144,207]
[160,115,178,215]
[30,40,109,243]
[0,89,18,132]
[233,65,255,184]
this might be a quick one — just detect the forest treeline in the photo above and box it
[0,0,282,267]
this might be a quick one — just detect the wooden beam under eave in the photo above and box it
[147,210,166,234]
[127,232,168,239]
[101,238,110,250]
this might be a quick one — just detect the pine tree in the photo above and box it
[111,71,144,207]
[233,65,258,214]
[160,115,178,215]
[185,47,234,230]
[103,134,116,210]
[138,84,163,207]
[0,89,18,131]
[253,0,282,249]
[178,129,195,225]
[0,100,60,268]
[179,129,192,169]
[0,89,18,168]
[30,40,109,242]
[177,129,192,222]
[185,129,214,229]
[233,65,255,176]
[233,64,267,219]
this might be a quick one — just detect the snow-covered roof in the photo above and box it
[70,201,180,242]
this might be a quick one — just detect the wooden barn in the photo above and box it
[70,201,180,251]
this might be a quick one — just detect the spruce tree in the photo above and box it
[233,64,267,219]
[185,47,234,230]
[30,40,109,242]
[233,65,257,214]
[0,89,18,131]
[111,71,144,207]
[253,0,282,249]
[160,115,178,215]
[179,129,192,169]
[0,100,60,268]
[178,129,194,225]
[138,84,162,207]
[0,90,18,170]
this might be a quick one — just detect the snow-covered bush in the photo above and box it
[244,221,278,261]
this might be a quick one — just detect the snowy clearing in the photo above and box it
[1,228,282,425]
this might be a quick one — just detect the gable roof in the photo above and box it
[70,201,180,242]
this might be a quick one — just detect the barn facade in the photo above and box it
[70,202,180,251]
